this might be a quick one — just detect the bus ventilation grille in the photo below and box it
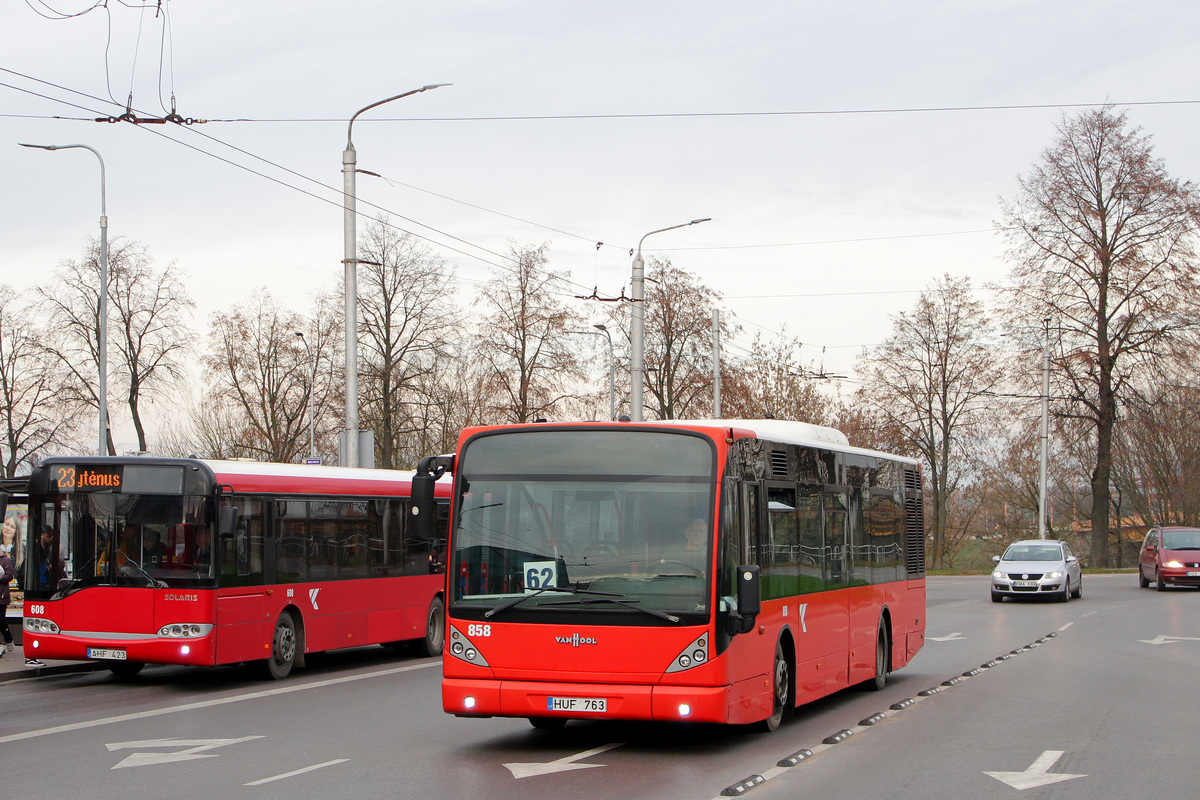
[905,497,926,576]
[769,450,789,479]
[903,468,921,493]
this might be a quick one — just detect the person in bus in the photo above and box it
[657,518,709,575]
[117,523,141,567]
[192,529,211,571]
[35,526,65,591]
[143,531,165,569]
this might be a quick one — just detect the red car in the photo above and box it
[1138,527,1200,591]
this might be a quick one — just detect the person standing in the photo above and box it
[0,548,14,658]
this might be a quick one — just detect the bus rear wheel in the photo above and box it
[261,612,297,680]
[757,641,789,732]
[412,596,445,657]
[859,623,889,692]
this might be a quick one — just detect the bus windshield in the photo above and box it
[28,490,213,599]
[450,430,716,620]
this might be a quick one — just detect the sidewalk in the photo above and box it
[0,647,102,682]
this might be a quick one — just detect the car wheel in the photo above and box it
[1059,579,1070,602]
[991,591,1003,603]
[1139,568,1150,589]
[1156,569,1167,592]
[1072,577,1082,599]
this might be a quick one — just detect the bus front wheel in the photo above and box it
[261,612,297,680]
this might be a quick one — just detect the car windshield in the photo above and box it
[1002,543,1063,562]
[450,429,715,620]
[1160,529,1200,550]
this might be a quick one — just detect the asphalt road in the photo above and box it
[2,574,1196,800]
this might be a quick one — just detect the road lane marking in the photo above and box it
[245,759,349,785]
[1139,635,1200,645]
[107,736,265,769]
[0,660,439,745]
[504,743,624,778]
[984,750,1086,789]
[928,632,965,641]
[1057,622,1073,632]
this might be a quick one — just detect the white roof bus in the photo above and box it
[11,456,450,679]
[412,418,925,731]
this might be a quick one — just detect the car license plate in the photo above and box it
[547,696,606,713]
[87,648,127,661]
[1187,571,1200,577]
[1012,580,1038,588]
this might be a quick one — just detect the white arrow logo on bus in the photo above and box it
[309,588,320,610]
[107,736,264,769]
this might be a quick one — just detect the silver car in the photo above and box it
[991,539,1082,602]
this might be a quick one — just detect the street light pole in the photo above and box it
[1037,317,1051,539]
[20,142,108,456]
[295,332,316,460]
[630,218,710,422]
[593,323,616,420]
[343,83,449,467]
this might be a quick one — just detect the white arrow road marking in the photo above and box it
[1139,635,1200,645]
[928,632,964,642]
[106,736,264,769]
[504,742,624,779]
[984,750,1086,790]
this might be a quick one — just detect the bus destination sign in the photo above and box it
[52,465,123,493]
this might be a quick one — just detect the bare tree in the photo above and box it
[0,287,82,475]
[474,243,585,423]
[107,241,196,452]
[356,218,460,469]
[859,274,1002,568]
[1000,105,1200,566]
[721,330,830,423]
[203,290,312,462]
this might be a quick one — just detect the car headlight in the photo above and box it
[992,571,1005,580]
[1046,571,1063,580]
[1163,560,1184,568]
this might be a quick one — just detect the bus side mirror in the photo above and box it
[411,453,454,542]
[410,474,437,542]
[734,564,761,634]
[218,505,240,539]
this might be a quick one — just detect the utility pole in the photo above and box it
[711,308,722,418]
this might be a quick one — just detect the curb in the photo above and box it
[0,659,105,683]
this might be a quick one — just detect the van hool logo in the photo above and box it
[555,633,598,647]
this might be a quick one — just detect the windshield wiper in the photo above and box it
[484,584,625,618]
[542,597,681,623]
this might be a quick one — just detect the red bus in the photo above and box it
[11,456,449,679]
[413,419,925,731]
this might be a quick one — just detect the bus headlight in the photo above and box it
[23,618,60,634]
[447,625,491,667]
[666,634,708,673]
[158,623,213,639]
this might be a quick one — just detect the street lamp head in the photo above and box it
[690,218,712,225]
[19,143,57,150]
[593,323,607,332]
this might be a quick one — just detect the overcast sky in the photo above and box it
[4,1,1200,448]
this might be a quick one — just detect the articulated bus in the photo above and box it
[413,419,925,731]
[8,456,449,679]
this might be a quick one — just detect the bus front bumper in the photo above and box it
[443,677,763,725]
[22,630,217,666]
